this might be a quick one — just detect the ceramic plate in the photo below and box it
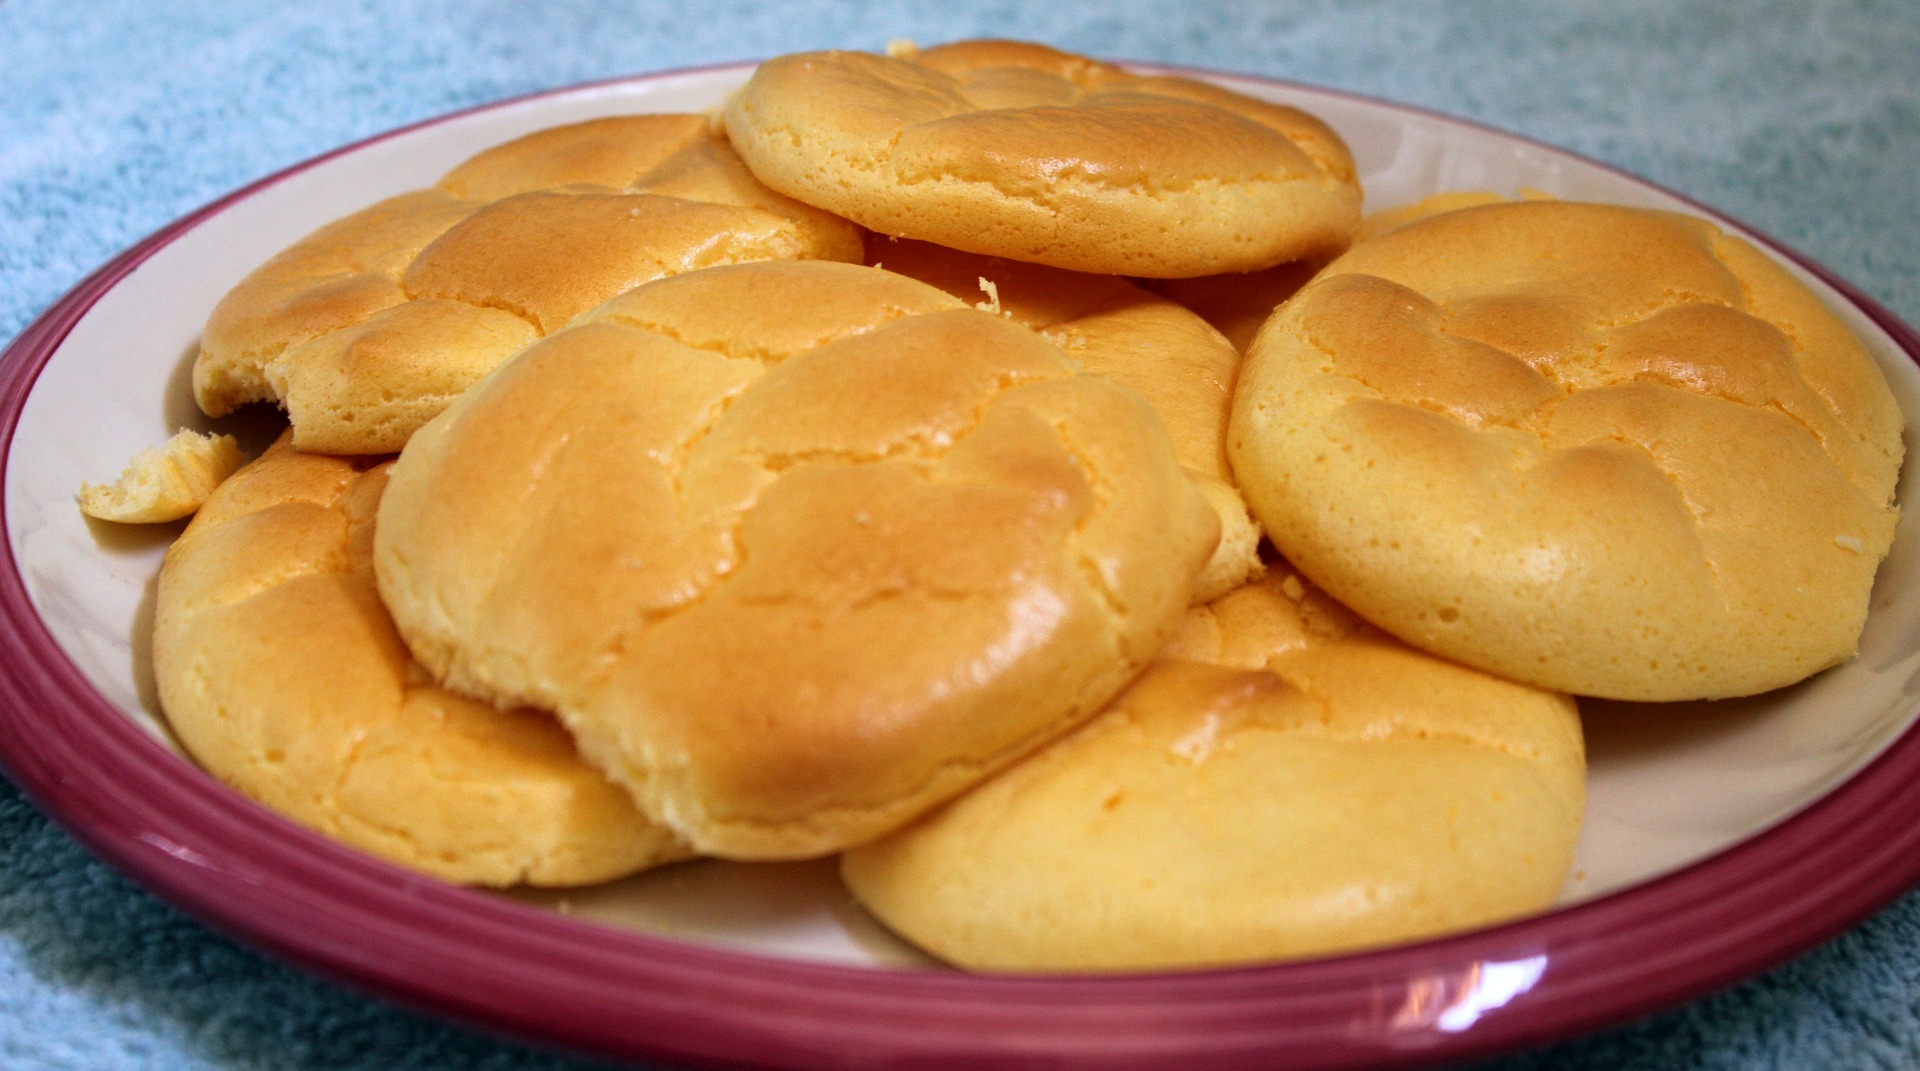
[5,62,1920,1070]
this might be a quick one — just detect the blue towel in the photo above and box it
[5,1,1919,1068]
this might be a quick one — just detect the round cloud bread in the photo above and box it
[153,438,687,886]
[193,115,864,455]
[841,565,1585,972]
[724,40,1360,278]
[1230,200,1904,701]
[374,260,1220,860]
[867,236,1260,601]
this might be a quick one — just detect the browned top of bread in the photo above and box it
[435,113,711,199]
[193,116,864,454]
[374,260,1220,859]
[153,437,687,886]
[724,40,1360,277]
[1230,200,1904,700]
[867,236,1260,600]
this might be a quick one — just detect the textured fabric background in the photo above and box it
[4,2,1919,1068]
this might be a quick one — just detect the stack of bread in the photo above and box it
[83,39,1903,971]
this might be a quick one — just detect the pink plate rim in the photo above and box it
[4,60,1920,1071]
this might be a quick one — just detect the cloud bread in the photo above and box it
[374,260,1220,859]
[194,115,864,454]
[868,235,1260,601]
[841,564,1585,971]
[723,39,1360,278]
[1230,200,1905,701]
[154,437,688,886]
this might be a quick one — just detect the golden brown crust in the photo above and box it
[374,260,1219,859]
[867,236,1260,600]
[1353,189,1523,243]
[195,190,480,414]
[435,114,713,200]
[193,116,864,453]
[397,189,807,333]
[265,299,537,456]
[841,565,1585,971]
[723,41,1360,277]
[154,438,688,886]
[1229,200,1904,700]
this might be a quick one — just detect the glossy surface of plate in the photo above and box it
[4,63,1920,1069]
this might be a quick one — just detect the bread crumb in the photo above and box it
[1835,534,1864,552]
[1279,575,1306,601]
[976,276,1003,316]
[885,38,920,59]
[78,429,243,524]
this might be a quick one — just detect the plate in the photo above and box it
[5,61,1920,1070]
